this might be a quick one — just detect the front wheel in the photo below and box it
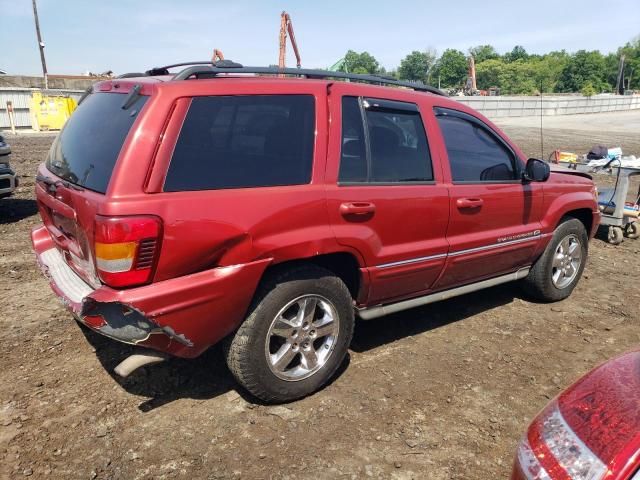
[224,265,354,403]
[522,218,588,302]
[608,226,624,244]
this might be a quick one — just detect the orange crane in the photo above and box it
[278,11,301,68]
[468,55,477,91]
[211,48,225,63]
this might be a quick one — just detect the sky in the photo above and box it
[2,0,639,76]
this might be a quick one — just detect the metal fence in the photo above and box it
[0,88,84,129]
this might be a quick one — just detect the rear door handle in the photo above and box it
[340,202,376,216]
[456,198,484,209]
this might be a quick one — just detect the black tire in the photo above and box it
[224,264,354,403]
[625,222,639,239]
[522,218,588,302]
[608,226,624,244]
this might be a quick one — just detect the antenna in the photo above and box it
[540,79,544,160]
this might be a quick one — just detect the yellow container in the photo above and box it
[30,91,77,131]
[557,151,578,164]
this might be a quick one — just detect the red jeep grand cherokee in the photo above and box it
[32,62,600,402]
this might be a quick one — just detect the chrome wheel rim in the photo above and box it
[265,294,340,381]
[551,234,582,289]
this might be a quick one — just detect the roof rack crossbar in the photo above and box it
[160,63,445,96]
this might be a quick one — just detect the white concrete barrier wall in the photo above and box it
[2,89,639,129]
[452,95,640,118]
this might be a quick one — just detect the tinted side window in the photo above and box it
[165,95,315,191]
[339,96,433,183]
[339,97,367,182]
[435,110,516,182]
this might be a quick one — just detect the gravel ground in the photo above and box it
[1,111,639,479]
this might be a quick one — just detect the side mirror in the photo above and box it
[523,158,550,182]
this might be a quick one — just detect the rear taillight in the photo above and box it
[515,434,551,479]
[94,215,161,287]
[516,401,607,480]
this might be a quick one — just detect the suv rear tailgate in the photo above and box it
[35,171,104,286]
[35,90,149,286]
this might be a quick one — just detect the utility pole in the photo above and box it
[615,54,625,95]
[32,0,48,89]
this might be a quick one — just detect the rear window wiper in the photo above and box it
[36,174,84,192]
[78,86,93,105]
[121,84,142,110]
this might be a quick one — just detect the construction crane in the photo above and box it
[464,55,477,95]
[278,11,301,69]
[211,48,225,63]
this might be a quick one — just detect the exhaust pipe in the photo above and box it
[114,351,167,378]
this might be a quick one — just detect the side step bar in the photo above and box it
[357,267,530,320]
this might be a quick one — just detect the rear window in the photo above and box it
[164,95,315,191]
[46,92,147,193]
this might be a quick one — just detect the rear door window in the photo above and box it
[164,95,315,191]
[435,108,517,182]
[46,92,148,193]
[339,96,433,183]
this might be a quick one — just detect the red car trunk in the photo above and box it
[35,174,103,286]
[35,88,151,287]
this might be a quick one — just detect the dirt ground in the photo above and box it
[1,111,640,480]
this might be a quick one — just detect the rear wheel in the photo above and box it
[523,218,588,302]
[224,264,354,403]
[625,222,639,239]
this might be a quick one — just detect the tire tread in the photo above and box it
[522,218,588,302]
[224,264,353,403]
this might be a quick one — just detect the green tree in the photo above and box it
[581,82,597,97]
[618,36,640,91]
[504,45,529,63]
[398,50,436,83]
[531,52,569,92]
[476,58,505,89]
[499,61,538,94]
[433,49,468,88]
[477,59,541,94]
[469,45,499,64]
[604,52,621,90]
[557,50,609,92]
[338,50,381,74]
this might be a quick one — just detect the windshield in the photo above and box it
[46,92,147,193]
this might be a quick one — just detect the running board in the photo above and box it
[357,267,530,320]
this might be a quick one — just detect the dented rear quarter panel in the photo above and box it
[105,78,343,282]
[85,258,273,357]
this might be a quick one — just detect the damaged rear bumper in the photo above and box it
[32,225,270,358]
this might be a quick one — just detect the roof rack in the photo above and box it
[139,61,446,96]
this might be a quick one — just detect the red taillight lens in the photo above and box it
[516,401,607,480]
[94,215,162,287]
